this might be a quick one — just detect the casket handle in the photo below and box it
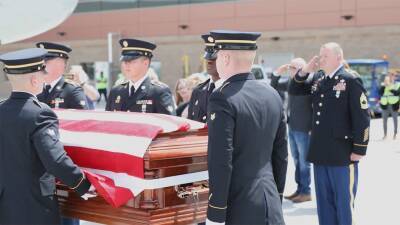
[175,182,209,200]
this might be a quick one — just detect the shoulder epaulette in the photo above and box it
[120,80,129,85]
[198,79,210,90]
[219,82,230,92]
[151,80,168,88]
[32,98,43,108]
[344,68,359,78]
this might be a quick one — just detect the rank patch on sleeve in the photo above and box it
[360,93,368,110]
[210,113,216,121]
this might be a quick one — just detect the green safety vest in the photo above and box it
[381,83,400,105]
[97,76,108,89]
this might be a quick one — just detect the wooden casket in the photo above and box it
[55,110,209,225]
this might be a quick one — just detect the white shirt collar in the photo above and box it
[212,79,224,91]
[327,64,343,78]
[47,76,63,92]
[129,75,148,95]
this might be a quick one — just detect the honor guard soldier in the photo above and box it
[205,30,287,225]
[188,34,222,122]
[36,42,88,109]
[105,38,175,114]
[0,48,92,224]
[289,42,370,225]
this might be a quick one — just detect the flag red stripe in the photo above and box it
[59,119,162,138]
[65,146,144,178]
[84,170,134,208]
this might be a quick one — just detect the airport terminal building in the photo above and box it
[1,0,400,90]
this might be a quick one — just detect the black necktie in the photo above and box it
[45,85,51,93]
[208,82,216,95]
[43,85,51,100]
[129,85,135,97]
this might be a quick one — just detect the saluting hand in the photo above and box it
[350,153,364,162]
[299,55,319,76]
[274,64,290,76]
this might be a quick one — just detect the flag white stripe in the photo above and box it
[60,129,151,158]
[55,110,179,133]
[83,168,208,196]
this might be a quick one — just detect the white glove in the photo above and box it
[81,185,97,200]
[205,219,225,225]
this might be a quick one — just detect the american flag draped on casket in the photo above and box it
[55,109,208,208]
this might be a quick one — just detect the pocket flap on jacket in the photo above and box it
[39,173,56,196]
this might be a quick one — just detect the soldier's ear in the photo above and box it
[30,73,41,88]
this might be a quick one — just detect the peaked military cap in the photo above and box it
[201,34,217,60]
[36,42,71,59]
[210,30,261,51]
[0,48,47,74]
[119,38,156,61]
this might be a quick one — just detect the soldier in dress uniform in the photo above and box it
[289,42,370,225]
[105,38,175,115]
[36,42,88,109]
[205,30,288,225]
[0,48,92,224]
[188,34,222,122]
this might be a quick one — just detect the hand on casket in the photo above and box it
[81,185,97,200]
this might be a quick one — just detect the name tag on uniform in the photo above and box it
[136,100,153,105]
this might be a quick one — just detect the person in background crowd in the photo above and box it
[272,58,313,203]
[146,67,160,82]
[379,72,400,140]
[175,74,205,118]
[69,65,100,110]
[96,71,108,103]
[174,78,191,117]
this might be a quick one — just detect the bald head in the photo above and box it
[319,42,344,74]
[216,50,256,80]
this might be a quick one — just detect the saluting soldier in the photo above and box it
[36,42,88,109]
[188,34,222,122]
[206,30,287,225]
[289,42,370,225]
[105,39,175,115]
[0,48,92,224]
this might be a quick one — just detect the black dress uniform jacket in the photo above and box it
[0,92,90,224]
[105,76,175,115]
[37,77,88,109]
[207,73,287,225]
[188,78,211,122]
[289,67,370,166]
